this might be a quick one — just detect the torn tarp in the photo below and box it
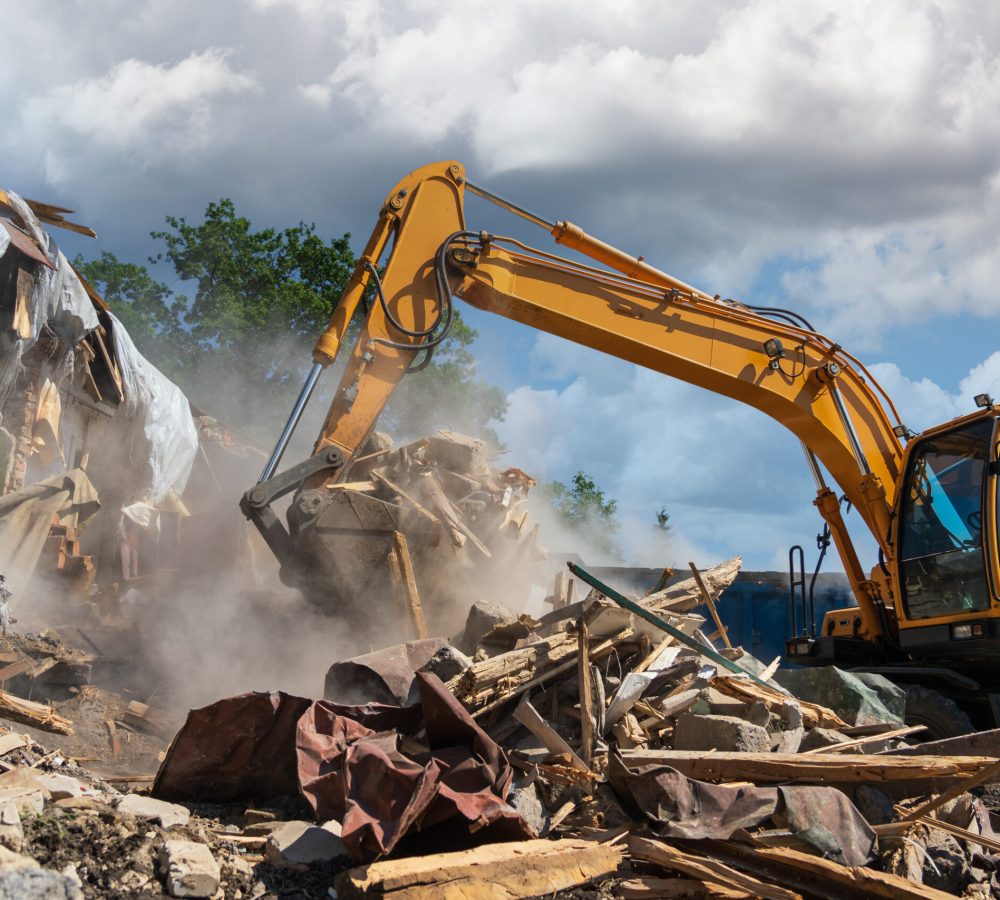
[154,673,532,863]
[610,754,874,866]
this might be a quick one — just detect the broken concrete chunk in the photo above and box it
[117,794,190,828]
[264,820,347,870]
[417,644,473,684]
[781,700,803,730]
[798,727,851,752]
[0,845,38,873]
[456,600,517,654]
[32,774,96,802]
[158,841,220,899]
[0,788,45,818]
[507,780,550,838]
[672,713,770,753]
[0,804,21,853]
[775,667,903,727]
[422,431,489,475]
[0,869,83,900]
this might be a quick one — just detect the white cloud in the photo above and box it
[501,337,1000,571]
[16,49,255,184]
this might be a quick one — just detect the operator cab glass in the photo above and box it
[899,418,993,620]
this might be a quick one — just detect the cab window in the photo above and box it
[899,419,993,620]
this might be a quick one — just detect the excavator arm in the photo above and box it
[253,160,908,643]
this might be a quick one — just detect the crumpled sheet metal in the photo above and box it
[323,638,450,705]
[611,754,874,865]
[154,673,531,863]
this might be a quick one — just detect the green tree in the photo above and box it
[76,198,509,445]
[545,471,622,560]
[655,505,671,534]
[72,252,185,374]
[149,199,356,424]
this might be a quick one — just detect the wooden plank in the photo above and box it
[751,845,956,900]
[371,471,440,526]
[513,695,590,773]
[336,837,623,899]
[392,531,427,640]
[688,562,731,649]
[420,473,491,557]
[801,723,926,754]
[710,675,846,729]
[899,757,1000,822]
[618,749,997,784]
[628,836,799,900]
[577,617,594,767]
[13,268,33,339]
[618,876,751,898]
[0,691,73,735]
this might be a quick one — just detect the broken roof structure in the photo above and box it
[0,189,198,592]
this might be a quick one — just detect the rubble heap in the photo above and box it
[11,555,974,899]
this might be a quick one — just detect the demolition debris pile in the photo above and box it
[0,558,990,897]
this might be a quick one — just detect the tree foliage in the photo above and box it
[655,505,672,533]
[545,471,622,560]
[76,198,507,443]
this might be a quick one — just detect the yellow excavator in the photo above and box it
[243,161,1000,736]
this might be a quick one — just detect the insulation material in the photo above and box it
[0,469,100,590]
[30,378,64,466]
[107,312,197,505]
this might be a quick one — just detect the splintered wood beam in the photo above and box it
[618,750,998,784]
[577,616,594,767]
[688,561,731,649]
[628,836,800,900]
[392,531,427,640]
[336,837,623,899]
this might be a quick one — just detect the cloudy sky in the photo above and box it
[4,0,1000,571]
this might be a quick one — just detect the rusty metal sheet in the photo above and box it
[324,638,450,705]
[154,674,531,864]
[0,218,55,269]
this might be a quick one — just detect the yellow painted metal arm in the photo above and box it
[307,162,903,629]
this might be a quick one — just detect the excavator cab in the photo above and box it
[891,410,1000,663]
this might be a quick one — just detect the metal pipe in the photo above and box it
[827,381,873,475]
[258,362,324,483]
[800,442,827,490]
[465,180,556,231]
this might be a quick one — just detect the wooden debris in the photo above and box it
[749,845,956,900]
[512,696,590,773]
[898,756,1000,822]
[628,836,800,900]
[801,723,926,754]
[0,691,73,735]
[336,837,623,899]
[710,675,847,729]
[618,750,998,784]
[688,562,731,649]
[390,532,427,640]
[618,876,751,898]
[122,700,175,738]
[577,616,595,767]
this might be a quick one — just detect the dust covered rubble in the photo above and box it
[81,555,1000,899]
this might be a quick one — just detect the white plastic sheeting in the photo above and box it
[107,312,198,506]
[0,190,99,409]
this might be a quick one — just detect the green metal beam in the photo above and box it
[567,562,772,689]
